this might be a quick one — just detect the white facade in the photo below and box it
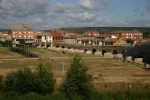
[41,36,53,42]
[111,35,118,39]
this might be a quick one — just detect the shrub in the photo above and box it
[4,67,35,94]
[61,55,91,100]
[33,63,56,95]
[3,63,55,95]
[0,76,3,92]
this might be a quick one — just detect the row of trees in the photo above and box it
[0,40,12,47]
[60,27,150,35]
[0,55,91,100]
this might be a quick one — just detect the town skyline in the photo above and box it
[0,0,150,30]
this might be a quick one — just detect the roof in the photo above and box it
[64,34,82,39]
[10,29,35,32]
[100,33,112,37]
[84,30,100,36]
[36,32,51,36]
[104,38,118,42]
[50,29,64,37]
[81,34,95,37]
[110,29,142,34]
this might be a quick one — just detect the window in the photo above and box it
[31,36,33,37]
[24,32,26,33]
[28,32,30,34]
[13,32,15,34]
[28,36,30,37]
[19,36,21,37]
[13,36,15,37]
[24,36,26,37]
[19,32,21,34]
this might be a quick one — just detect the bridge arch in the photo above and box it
[92,48,97,54]
[56,45,59,48]
[68,47,71,49]
[102,49,107,56]
[112,49,119,54]
[84,49,88,53]
[62,46,65,48]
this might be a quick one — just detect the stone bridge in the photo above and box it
[53,43,129,55]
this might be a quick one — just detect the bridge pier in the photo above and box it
[86,51,92,54]
[95,51,102,56]
[104,52,113,58]
[135,58,143,64]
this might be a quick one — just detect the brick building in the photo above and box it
[8,21,36,45]
[50,29,64,43]
[109,29,143,40]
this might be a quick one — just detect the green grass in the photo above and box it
[0,91,150,100]
[0,47,23,59]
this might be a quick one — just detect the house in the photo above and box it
[84,30,99,36]
[63,33,77,45]
[36,32,52,47]
[0,32,11,42]
[110,29,143,40]
[8,20,36,46]
[78,30,100,45]
[50,29,64,43]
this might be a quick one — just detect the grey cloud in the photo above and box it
[120,20,150,27]
[134,8,140,12]
[52,2,74,13]
[0,0,50,17]
[147,3,150,13]
[78,0,109,10]
[68,12,97,22]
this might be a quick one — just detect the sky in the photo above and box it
[0,0,150,30]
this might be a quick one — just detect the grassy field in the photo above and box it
[0,47,150,91]
[0,47,23,59]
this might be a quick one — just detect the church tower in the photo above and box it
[23,17,29,30]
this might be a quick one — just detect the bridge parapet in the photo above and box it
[53,43,129,55]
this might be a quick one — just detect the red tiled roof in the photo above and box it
[100,33,111,37]
[110,29,142,34]
[84,30,99,36]
[50,29,64,37]
[104,38,118,42]
[68,34,77,39]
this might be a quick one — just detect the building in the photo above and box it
[110,29,143,40]
[36,32,52,47]
[84,30,99,36]
[8,20,36,46]
[63,33,77,45]
[0,32,11,42]
[50,29,64,43]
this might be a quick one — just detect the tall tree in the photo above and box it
[61,55,91,100]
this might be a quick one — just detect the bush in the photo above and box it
[61,55,91,100]
[0,76,3,92]
[33,63,56,95]
[4,67,35,94]
[3,63,56,95]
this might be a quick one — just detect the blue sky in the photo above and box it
[0,0,150,30]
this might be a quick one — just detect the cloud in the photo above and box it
[0,0,50,17]
[134,8,140,12]
[96,17,110,23]
[52,2,74,13]
[78,0,109,10]
[146,24,150,27]
[68,12,97,22]
[33,18,43,23]
[118,20,150,27]
[147,3,150,13]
